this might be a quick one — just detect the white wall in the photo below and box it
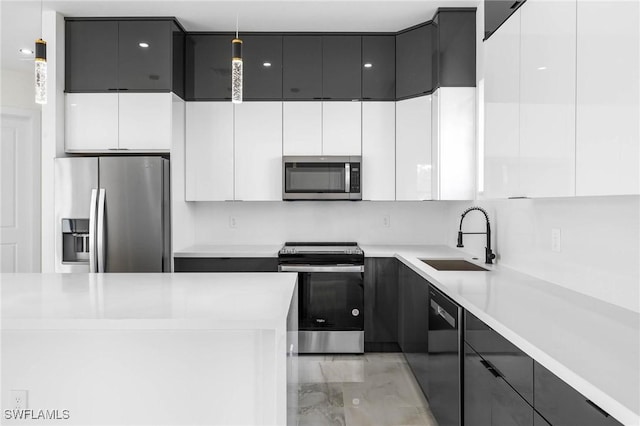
[446,197,640,313]
[183,201,450,247]
[1,69,37,109]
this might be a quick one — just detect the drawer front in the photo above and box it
[174,257,279,272]
[534,362,622,426]
[465,310,534,404]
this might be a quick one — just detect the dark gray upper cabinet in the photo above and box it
[322,35,362,100]
[65,20,119,92]
[65,19,184,95]
[396,24,435,99]
[118,20,173,91]
[185,34,233,100]
[242,35,283,100]
[362,35,396,100]
[534,362,623,426]
[364,258,398,348]
[283,36,323,99]
[485,0,526,40]
[434,9,476,87]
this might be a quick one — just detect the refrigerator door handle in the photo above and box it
[96,188,106,273]
[88,189,98,273]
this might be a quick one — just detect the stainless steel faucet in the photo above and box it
[456,207,496,264]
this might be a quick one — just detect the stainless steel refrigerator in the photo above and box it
[54,156,170,273]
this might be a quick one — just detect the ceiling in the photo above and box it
[1,0,478,72]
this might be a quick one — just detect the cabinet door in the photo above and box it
[492,375,534,426]
[485,0,524,40]
[65,20,119,92]
[171,23,185,99]
[575,1,639,196]
[397,264,429,397]
[533,412,551,426]
[395,96,432,200]
[185,102,234,201]
[174,257,279,272]
[396,25,434,99]
[534,362,623,426]
[118,93,172,151]
[322,102,362,155]
[118,20,172,91]
[435,10,476,88]
[362,102,395,200]
[282,102,322,155]
[243,35,283,100]
[234,102,283,201]
[364,258,398,345]
[185,34,233,100]
[464,343,492,426]
[283,36,322,100]
[483,9,520,199]
[519,0,576,198]
[362,36,396,100]
[65,93,119,151]
[322,35,362,100]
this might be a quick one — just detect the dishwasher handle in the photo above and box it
[279,265,364,273]
[430,299,456,328]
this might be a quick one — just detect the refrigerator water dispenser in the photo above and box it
[61,218,90,263]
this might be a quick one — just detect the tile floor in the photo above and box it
[293,353,438,426]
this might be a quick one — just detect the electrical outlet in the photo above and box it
[551,228,561,253]
[10,390,28,410]
[383,215,390,228]
[229,216,237,228]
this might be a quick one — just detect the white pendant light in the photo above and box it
[231,16,243,104]
[35,0,47,104]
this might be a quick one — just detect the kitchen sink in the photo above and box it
[419,259,489,271]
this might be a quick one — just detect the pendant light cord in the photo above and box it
[236,14,239,38]
[40,0,43,36]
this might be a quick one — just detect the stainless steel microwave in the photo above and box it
[282,156,362,200]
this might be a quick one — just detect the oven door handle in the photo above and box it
[279,265,364,273]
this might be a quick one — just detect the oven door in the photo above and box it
[279,264,364,353]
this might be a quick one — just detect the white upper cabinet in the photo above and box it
[362,102,396,201]
[519,0,576,198]
[396,95,432,201]
[283,102,322,155]
[432,88,476,200]
[185,102,234,201]
[65,93,119,151]
[234,102,283,201]
[65,92,172,153]
[483,9,521,199]
[575,0,639,196]
[119,93,172,151]
[322,102,362,155]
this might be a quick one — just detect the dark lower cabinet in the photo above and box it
[465,343,533,426]
[465,311,533,405]
[397,263,429,396]
[363,258,399,351]
[174,257,278,272]
[534,362,623,426]
[534,412,551,426]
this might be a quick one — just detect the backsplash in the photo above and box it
[446,196,640,313]
[188,201,451,246]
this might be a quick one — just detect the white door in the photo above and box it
[65,93,118,152]
[283,102,322,155]
[0,109,40,272]
[119,93,172,151]
[322,102,362,155]
[362,102,395,200]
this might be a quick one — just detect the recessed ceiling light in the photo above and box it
[19,48,33,55]
[139,42,150,48]
[537,66,547,70]
[263,62,272,67]
[364,63,373,68]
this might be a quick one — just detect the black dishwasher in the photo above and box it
[427,285,462,426]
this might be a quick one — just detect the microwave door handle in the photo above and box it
[345,163,350,193]
[88,189,98,273]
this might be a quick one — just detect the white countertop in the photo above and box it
[382,245,639,426]
[1,273,297,331]
[174,244,282,258]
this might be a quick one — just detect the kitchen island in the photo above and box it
[1,273,298,426]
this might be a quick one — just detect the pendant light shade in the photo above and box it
[35,38,47,104]
[231,38,243,104]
